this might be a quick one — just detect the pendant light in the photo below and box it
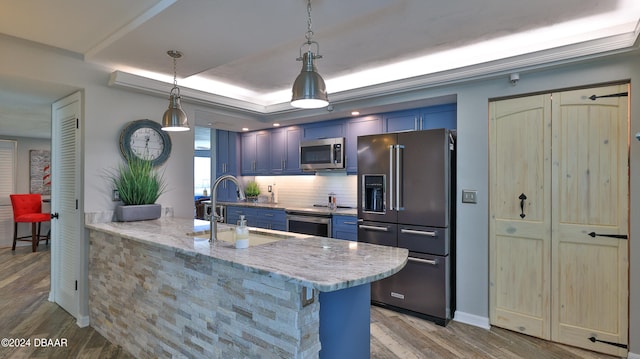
[291,0,329,109]
[162,50,190,132]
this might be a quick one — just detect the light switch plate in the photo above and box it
[462,190,478,204]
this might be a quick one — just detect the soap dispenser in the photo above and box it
[235,215,249,249]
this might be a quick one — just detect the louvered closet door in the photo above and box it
[0,140,17,247]
[489,94,552,339]
[550,85,628,356]
[52,92,82,320]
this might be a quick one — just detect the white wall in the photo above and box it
[1,34,639,355]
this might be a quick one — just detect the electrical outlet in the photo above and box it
[461,190,477,204]
[113,189,120,201]
[268,185,272,193]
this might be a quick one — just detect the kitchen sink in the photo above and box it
[188,227,295,247]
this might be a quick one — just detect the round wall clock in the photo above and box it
[119,119,172,167]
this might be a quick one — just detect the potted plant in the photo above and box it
[244,180,260,202]
[108,155,167,221]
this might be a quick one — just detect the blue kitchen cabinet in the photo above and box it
[215,130,240,202]
[271,126,302,175]
[383,104,456,133]
[241,130,271,175]
[383,109,420,132]
[226,205,258,226]
[302,119,345,140]
[331,215,358,241]
[255,208,286,231]
[420,103,457,130]
[345,115,382,173]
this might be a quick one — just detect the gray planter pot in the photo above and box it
[116,204,162,222]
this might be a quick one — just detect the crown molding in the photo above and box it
[108,29,639,124]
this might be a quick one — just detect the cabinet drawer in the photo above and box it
[332,215,358,240]
[226,206,258,225]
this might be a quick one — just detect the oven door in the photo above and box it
[286,214,331,237]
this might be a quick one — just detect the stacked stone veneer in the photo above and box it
[88,230,321,358]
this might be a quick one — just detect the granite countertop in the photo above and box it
[219,201,358,216]
[86,218,407,292]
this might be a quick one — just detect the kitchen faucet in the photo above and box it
[210,174,246,242]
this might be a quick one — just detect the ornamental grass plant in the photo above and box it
[109,155,167,205]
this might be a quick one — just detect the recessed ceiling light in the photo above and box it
[351,111,360,116]
[242,127,249,131]
[273,123,281,127]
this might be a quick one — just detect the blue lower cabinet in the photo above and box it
[332,215,358,241]
[255,208,286,230]
[226,206,257,225]
[319,283,371,359]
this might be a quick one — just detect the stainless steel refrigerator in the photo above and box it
[357,128,455,325]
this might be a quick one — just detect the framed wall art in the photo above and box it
[30,149,51,195]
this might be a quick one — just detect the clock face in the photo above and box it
[120,119,172,166]
[129,127,164,160]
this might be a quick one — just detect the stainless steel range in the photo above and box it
[357,128,456,326]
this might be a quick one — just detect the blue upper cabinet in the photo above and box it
[419,103,457,130]
[271,126,302,175]
[241,130,270,175]
[302,119,345,140]
[345,115,382,173]
[384,104,456,132]
[215,130,239,202]
[383,109,420,132]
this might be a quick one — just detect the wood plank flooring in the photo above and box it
[0,246,620,358]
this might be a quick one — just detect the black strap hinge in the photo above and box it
[588,232,628,239]
[588,336,627,349]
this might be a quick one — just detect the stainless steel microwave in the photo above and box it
[299,137,345,170]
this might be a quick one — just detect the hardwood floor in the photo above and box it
[0,246,620,359]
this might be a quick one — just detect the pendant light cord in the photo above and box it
[167,50,182,96]
[298,0,322,60]
[305,0,313,44]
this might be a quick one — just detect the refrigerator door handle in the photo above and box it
[359,224,390,232]
[396,144,404,211]
[389,145,394,211]
[400,229,437,237]
[408,257,438,266]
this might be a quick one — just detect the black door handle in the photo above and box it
[588,232,628,240]
[518,193,527,219]
[51,212,59,219]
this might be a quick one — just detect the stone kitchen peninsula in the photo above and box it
[86,217,407,358]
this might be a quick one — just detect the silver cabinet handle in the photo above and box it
[343,221,357,225]
[400,229,436,237]
[408,257,438,266]
[264,213,274,217]
[359,225,389,232]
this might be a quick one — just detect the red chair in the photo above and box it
[9,194,50,252]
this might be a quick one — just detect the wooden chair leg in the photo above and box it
[12,222,18,251]
[31,222,37,252]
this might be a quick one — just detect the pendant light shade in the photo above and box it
[291,0,329,109]
[162,92,189,131]
[291,51,328,109]
[162,50,190,132]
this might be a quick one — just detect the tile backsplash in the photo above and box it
[251,174,357,208]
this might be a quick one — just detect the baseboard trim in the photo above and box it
[76,315,90,328]
[453,311,490,329]
[628,351,640,359]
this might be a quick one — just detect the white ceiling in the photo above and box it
[1,0,639,138]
